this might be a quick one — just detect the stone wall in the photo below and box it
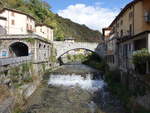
[53,41,98,58]
[0,61,49,113]
[120,71,150,110]
[0,34,53,64]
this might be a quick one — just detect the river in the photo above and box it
[24,64,126,113]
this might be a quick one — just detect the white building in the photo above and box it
[0,8,35,34]
[0,16,7,34]
[35,24,53,41]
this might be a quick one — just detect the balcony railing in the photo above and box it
[0,56,32,66]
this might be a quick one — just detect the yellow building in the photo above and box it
[103,0,150,72]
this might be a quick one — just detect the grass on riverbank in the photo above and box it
[105,70,150,113]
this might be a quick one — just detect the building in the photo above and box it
[35,24,54,41]
[102,27,119,69]
[0,8,36,34]
[103,0,150,72]
[0,8,54,63]
[0,16,7,34]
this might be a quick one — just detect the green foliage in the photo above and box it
[13,107,23,113]
[23,76,33,83]
[83,53,108,72]
[105,69,121,83]
[24,38,35,44]
[10,66,20,76]
[132,49,150,74]
[66,54,89,63]
[42,63,46,72]
[133,49,150,64]
[3,0,102,42]
[105,70,132,110]
[133,106,150,113]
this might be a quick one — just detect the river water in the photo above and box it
[24,64,126,113]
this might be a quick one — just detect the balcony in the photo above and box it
[27,27,34,33]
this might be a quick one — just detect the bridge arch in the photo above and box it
[53,41,99,58]
[9,42,29,57]
[58,48,97,59]
[57,48,100,65]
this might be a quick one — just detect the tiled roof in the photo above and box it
[0,8,36,20]
[36,23,54,29]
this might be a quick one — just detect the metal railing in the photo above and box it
[0,56,32,66]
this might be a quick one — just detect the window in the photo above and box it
[129,24,132,35]
[39,43,41,48]
[120,20,123,25]
[128,43,131,52]
[30,25,32,30]
[120,30,123,37]
[123,44,128,57]
[11,20,15,25]
[27,24,29,29]
[129,12,133,19]
[117,23,119,28]
[11,12,15,16]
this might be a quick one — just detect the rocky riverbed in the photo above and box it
[23,64,126,113]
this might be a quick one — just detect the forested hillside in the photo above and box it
[0,0,102,42]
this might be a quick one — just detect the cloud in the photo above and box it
[58,4,119,31]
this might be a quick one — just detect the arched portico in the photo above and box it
[9,42,29,57]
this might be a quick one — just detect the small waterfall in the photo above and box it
[48,74,106,92]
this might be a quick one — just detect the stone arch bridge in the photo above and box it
[0,34,53,67]
[53,41,99,58]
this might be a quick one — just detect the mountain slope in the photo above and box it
[0,0,102,42]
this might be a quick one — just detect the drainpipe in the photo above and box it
[147,33,150,74]
[133,5,135,36]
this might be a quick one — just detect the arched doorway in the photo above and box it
[9,42,28,57]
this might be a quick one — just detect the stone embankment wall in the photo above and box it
[0,62,49,113]
[120,71,150,111]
